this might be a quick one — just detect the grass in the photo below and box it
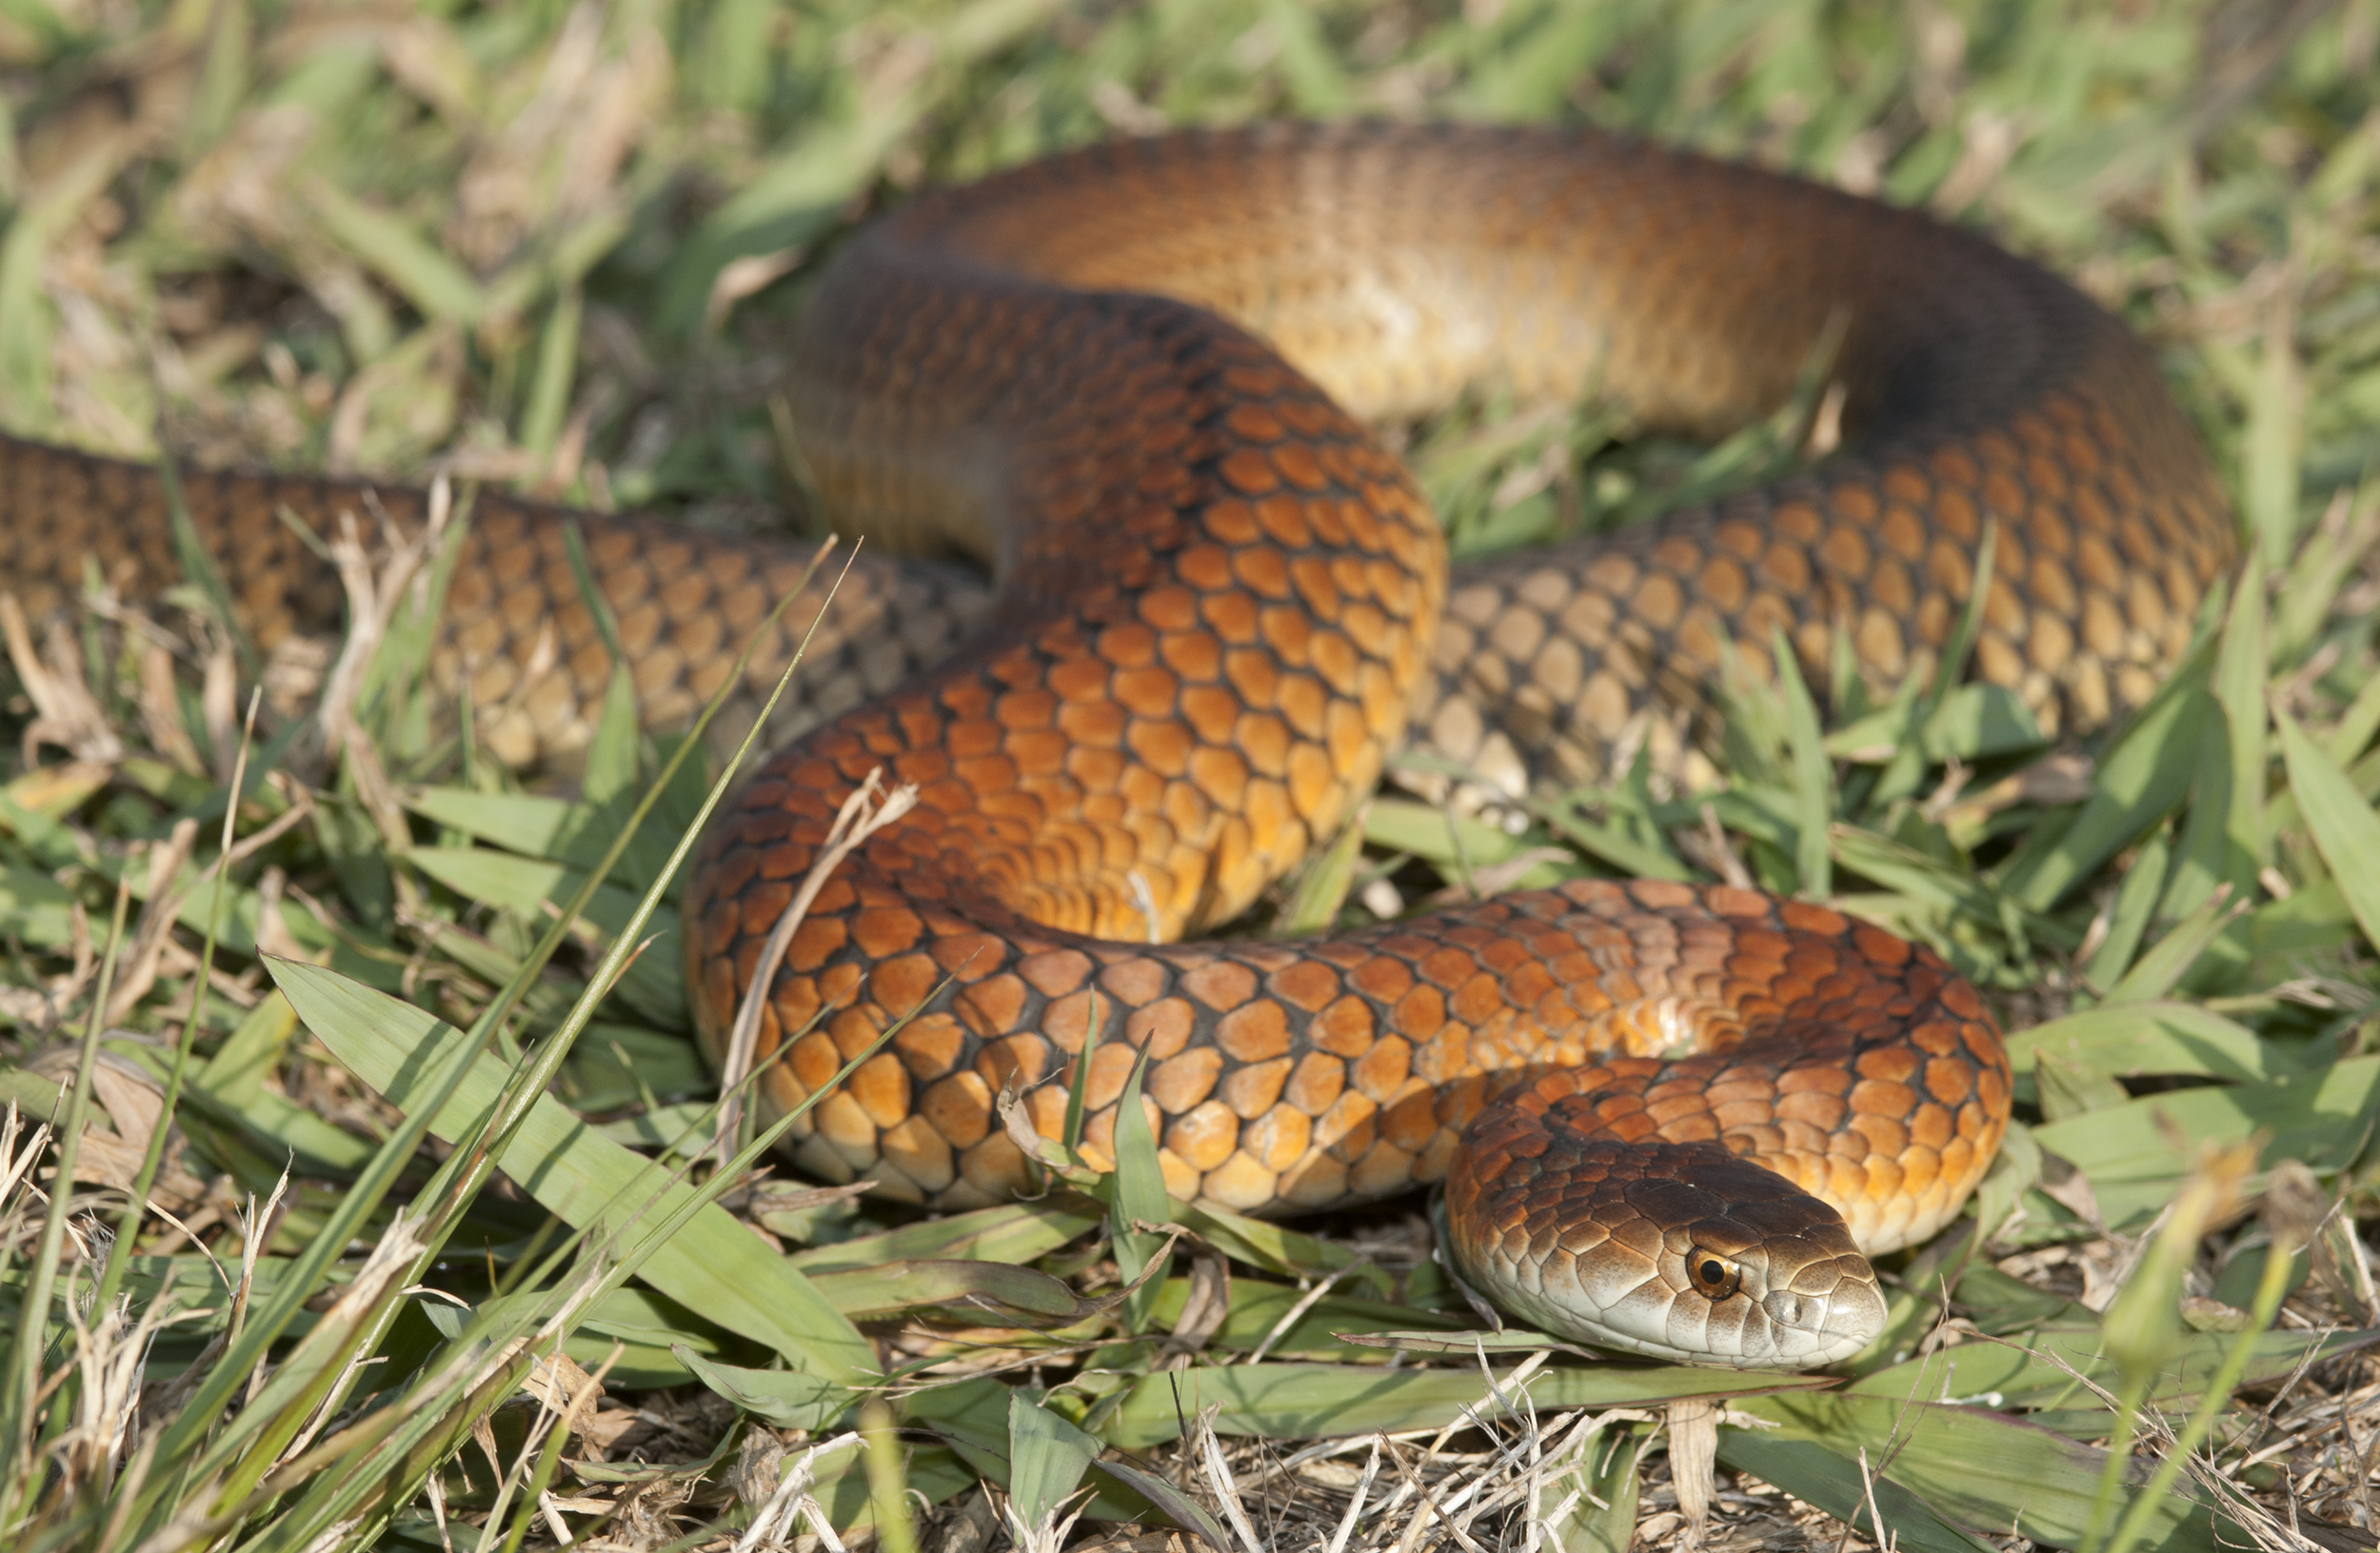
[3,0,2380,1549]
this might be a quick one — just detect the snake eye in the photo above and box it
[1686,1250,1741,1301]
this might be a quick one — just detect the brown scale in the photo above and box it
[0,126,2232,1272]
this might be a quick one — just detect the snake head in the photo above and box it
[1632,1187,1890,1370]
[1446,1131,1889,1371]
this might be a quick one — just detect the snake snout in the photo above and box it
[1737,1206,1891,1366]
[1759,1257,1889,1364]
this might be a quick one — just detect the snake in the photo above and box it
[0,124,2233,1369]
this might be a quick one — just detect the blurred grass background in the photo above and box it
[5,1,2380,1551]
[4,0,2371,543]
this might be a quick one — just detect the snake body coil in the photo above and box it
[0,125,2234,1367]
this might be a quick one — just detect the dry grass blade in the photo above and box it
[1321,1437,1384,1553]
[713,757,915,1165]
[0,595,125,766]
[4,3,2380,1551]
[314,479,452,763]
[1189,1407,1263,1553]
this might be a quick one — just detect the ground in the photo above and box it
[2,2,2379,1551]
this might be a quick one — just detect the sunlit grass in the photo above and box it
[3,1,2379,1549]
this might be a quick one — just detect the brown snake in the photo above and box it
[0,125,2234,1367]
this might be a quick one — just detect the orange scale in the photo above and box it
[1201,588,1261,644]
[1265,959,1340,1013]
[1099,619,1161,667]
[1161,777,1214,839]
[968,788,1041,826]
[1217,999,1292,1062]
[1389,983,1448,1046]
[976,1032,1053,1092]
[1043,989,1105,1054]
[1047,656,1113,704]
[1220,1057,1294,1119]
[1005,729,1067,778]
[1111,664,1180,718]
[1258,494,1316,548]
[1445,971,1506,1027]
[850,906,926,960]
[1126,718,1196,777]
[1055,694,1128,746]
[1476,936,1531,973]
[1180,683,1241,745]
[786,1027,844,1094]
[1550,953,1605,987]
[1378,1085,1443,1151]
[1259,606,1313,664]
[848,1052,912,1129]
[995,687,1058,729]
[1339,602,1391,661]
[1275,675,1328,737]
[1167,1101,1241,1170]
[867,950,942,1017]
[784,917,848,974]
[1138,582,1202,633]
[1075,1041,1138,1111]
[956,973,1028,1036]
[1289,555,1340,620]
[813,1089,881,1156]
[1100,956,1169,1006]
[1225,402,1286,443]
[1161,627,1223,682]
[1180,959,1259,1012]
[1410,946,1470,987]
[1936,979,1987,1019]
[1233,547,1293,598]
[1273,441,1331,492]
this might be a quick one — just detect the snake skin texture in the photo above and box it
[0,124,2234,1365]
[0,440,989,765]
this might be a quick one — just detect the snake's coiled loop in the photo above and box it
[0,124,2234,1366]
[673,125,2229,1366]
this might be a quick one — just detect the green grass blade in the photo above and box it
[1733,1393,2212,1551]
[2099,886,2247,1005]
[1774,627,1833,898]
[2079,826,2171,992]
[1006,1393,1101,1533]
[2002,646,2214,910]
[1277,799,1371,933]
[1714,1431,1996,1553]
[2275,707,2380,955]
[1101,1363,1831,1449]
[2007,1002,2299,1083]
[1108,1046,1172,1334]
[2033,1057,2380,1232]
[268,960,874,1380]
[2215,548,2271,872]
[1,880,130,1486]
